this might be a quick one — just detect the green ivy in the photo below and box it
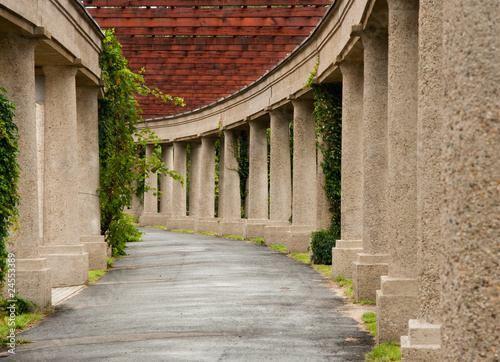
[98,30,184,256]
[0,89,19,289]
[235,131,249,218]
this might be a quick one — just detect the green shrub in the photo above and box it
[0,296,37,316]
[310,229,336,264]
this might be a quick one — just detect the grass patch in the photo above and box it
[222,235,244,240]
[148,225,167,230]
[248,238,264,244]
[365,341,401,361]
[290,253,310,264]
[107,257,115,268]
[269,244,287,253]
[312,264,332,278]
[88,270,107,284]
[0,311,46,347]
[333,277,353,297]
[363,312,377,337]
[170,229,194,233]
[198,231,219,236]
[354,299,376,305]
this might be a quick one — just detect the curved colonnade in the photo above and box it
[136,0,499,360]
[0,1,107,307]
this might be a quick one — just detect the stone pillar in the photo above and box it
[139,143,158,226]
[39,65,88,287]
[401,0,443,359]
[196,137,219,233]
[352,24,389,301]
[0,35,51,308]
[218,137,225,219]
[220,130,244,235]
[77,87,107,271]
[287,99,317,253]
[316,134,332,231]
[376,0,419,344]
[265,109,292,245]
[171,142,187,218]
[159,143,174,219]
[439,1,500,360]
[332,61,364,279]
[188,142,201,219]
[246,120,268,238]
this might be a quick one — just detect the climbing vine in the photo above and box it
[312,82,342,237]
[98,30,183,256]
[235,132,249,218]
[0,89,19,287]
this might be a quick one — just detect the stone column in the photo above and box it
[352,24,389,301]
[139,143,158,226]
[401,0,444,359]
[246,120,268,238]
[77,87,107,270]
[264,108,292,245]
[332,61,364,279]
[287,98,317,253]
[171,142,187,218]
[196,137,219,233]
[159,143,174,220]
[188,142,201,219]
[39,65,88,287]
[218,137,225,219]
[0,35,51,308]
[439,1,500,360]
[376,0,419,344]
[220,130,244,235]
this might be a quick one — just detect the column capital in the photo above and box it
[42,65,78,78]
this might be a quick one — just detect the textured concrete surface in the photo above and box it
[9,228,373,361]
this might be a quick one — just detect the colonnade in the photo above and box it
[137,0,499,359]
[0,1,107,309]
[139,99,332,253]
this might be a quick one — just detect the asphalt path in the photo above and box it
[6,228,373,361]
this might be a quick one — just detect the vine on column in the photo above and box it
[0,89,19,287]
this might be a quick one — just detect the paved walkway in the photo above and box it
[7,228,373,361]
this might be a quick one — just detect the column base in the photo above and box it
[376,276,419,344]
[220,219,245,236]
[124,206,143,220]
[12,258,52,310]
[401,320,441,361]
[286,225,314,253]
[332,240,363,279]
[195,217,221,234]
[352,253,389,301]
[39,245,89,287]
[139,212,168,227]
[168,217,195,231]
[80,235,108,270]
[263,222,291,246]
[243,219,268,239]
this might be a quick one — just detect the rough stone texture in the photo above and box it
[0,35,52,308]
[269,108,292,222]
[376,276,418,344]
[440,0,500,360]
[401,319,441,361]
[291,99,317,227]
[221,130,241,220]
[263,223,290,246]
[339,61,364,241]
[172,142,187,217]
[140,144,158,225]
[353,20,390,301]
[159,144,174,216]
[352,253,389,301]
[244,220,267,239]
[198,137,216,218]
[220,219,245,236]
[376,0,420,344]
[286,225,314,253]
[195,218,220,234]
[77,87,107,271]
[316,134,332,230]
[332,240,362,279]
[247,120,268,219]
[360,22,389,256]
[42,65,88,286]
[188,142,201,217]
